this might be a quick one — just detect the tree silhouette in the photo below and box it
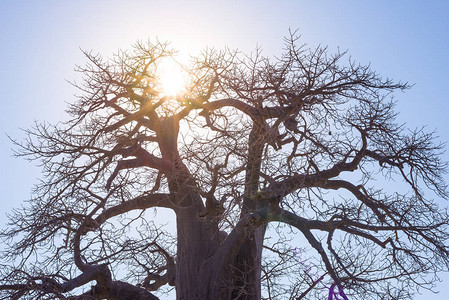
[1,33,449,299]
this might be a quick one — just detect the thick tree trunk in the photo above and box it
[172,185,266,299]
[229,121,266,299]
[175,206,220,299]
[157,117,222,299]
[194,215,266,300]
[159,117,266,299]
[230,226,265,299]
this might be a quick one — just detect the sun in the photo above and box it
[157,59,187,98]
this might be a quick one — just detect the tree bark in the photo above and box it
[230,226,266,299]
[155,115,268,299]
[228,121,267,299]
[175,206,221,299]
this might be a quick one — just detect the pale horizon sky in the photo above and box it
[1,1,449,299]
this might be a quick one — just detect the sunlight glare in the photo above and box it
[158,59,187,98]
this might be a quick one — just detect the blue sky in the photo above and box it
[1,1,448,298]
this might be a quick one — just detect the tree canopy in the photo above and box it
[1,33,449,299]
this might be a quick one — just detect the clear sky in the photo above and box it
[1,1,448,299]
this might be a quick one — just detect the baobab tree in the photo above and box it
[1,33,449,299]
